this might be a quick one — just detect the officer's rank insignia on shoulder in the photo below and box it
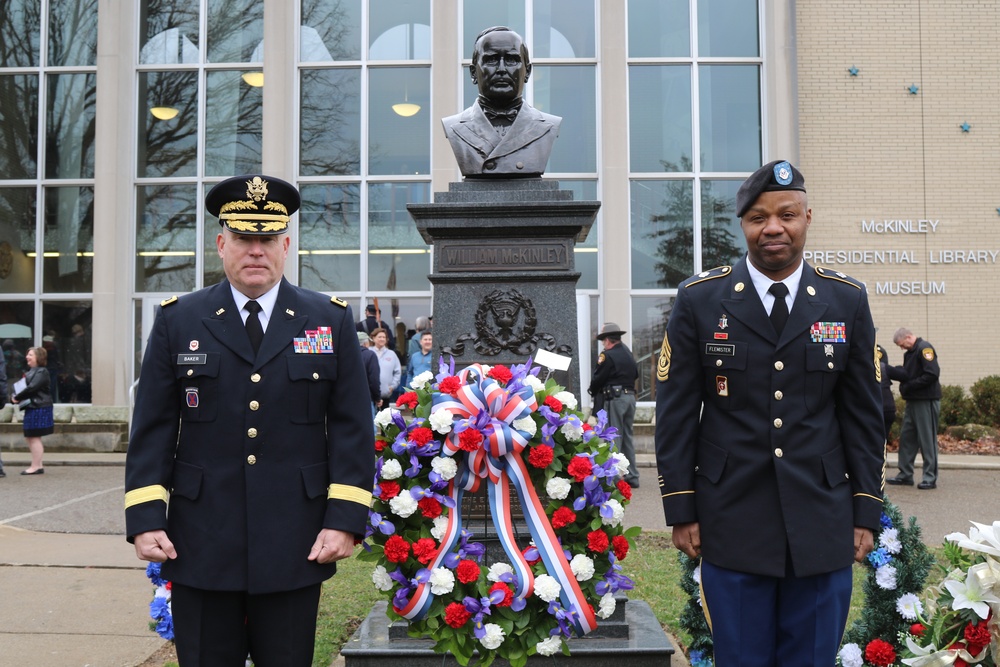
[160,295,178,307]
[330,295,348,308]
[684,265,731,288]
[657,331,671,382]
[815,266,862,289]
[922,347,935,362]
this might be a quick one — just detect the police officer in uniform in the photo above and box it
[654,160,885,667]
[887,327,941,489]
[589,323,640,488]
[125,175,375,666]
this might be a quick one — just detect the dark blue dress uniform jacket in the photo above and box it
[125,279,375,594]
[655,259,885,578]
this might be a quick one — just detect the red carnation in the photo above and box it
[375,439,389,452]
[379,480,401,500]
[456,559,481,584]
[551,507,577,529]
[445,602,471,628]
[384,535,410,563]
[567,456,593,482]
[438,376,462,395]
[418,497,443,519]
[409,427,434,446]
[864,638,896,667]
[412,537,437,564]
[395,391,418,409]
[616,479,633,501]
[964,621,991,655]
[528,445,554,468]
[489,582,514,607]
[582,422,592,431]
[458,428,484,452]
[612,535,630,561]
[543,395,564,412]
[909,623,925,637]
[587,530,610,554]
[487,365,513,384]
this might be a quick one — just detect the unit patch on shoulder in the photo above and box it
[685,266,731,288]
[160,296,178,307]
[330,296,348,308]
[597,352,606,365]
[814,266,862,289]
[922,347,935,362]
[656,331,671,382]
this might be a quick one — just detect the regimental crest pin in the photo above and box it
[718,314,729,330]
[189,340,199,351]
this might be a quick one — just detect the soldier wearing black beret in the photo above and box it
[655,160,885,666]
[125,174,375,666]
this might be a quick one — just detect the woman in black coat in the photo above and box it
[12,346,54,475]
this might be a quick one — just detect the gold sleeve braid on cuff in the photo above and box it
[662,490,696,498]
[328,483,373,507]
[854,492,884,503]
[124,485,169,509]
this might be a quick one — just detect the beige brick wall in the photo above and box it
[796,0,1000,389]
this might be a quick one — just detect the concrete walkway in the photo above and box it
[1,451,998,667]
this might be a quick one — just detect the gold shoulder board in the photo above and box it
[330,296,348,308]
[814,266,862,289]
[685,265,732,288]
[160,296,178,307]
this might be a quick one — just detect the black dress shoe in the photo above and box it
[628,480,640,489]
[917,481,937,490]
[20,468,44,475]
[886,476,913,486]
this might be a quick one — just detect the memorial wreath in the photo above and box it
[359,357,639,667]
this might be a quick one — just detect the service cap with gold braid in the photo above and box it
[206,174,300,235]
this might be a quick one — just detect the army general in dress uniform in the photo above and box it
[654,161,886,666]
[125,175,375,667]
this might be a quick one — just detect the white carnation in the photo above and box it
[523,374,544,394]
[380,458,403,480]
[560,421,584,442]
[479,365,492,376]
[428,567,455,595]
[375,407,398,429]
[879,528,902,554]
[896,592,923,620]
[372,565,394,591]
[513,416,537,437]
[536,636,563,656]
[534,574,562,602]
[597,592,616,619]
[601,498,625,528]
[570,553,595,581]
[389,492,418,518]
[553,391,578,410]
[480,622,505,650]
[428,409,454,434]
[838,643,863,667]
[431,456,458,481]
[410,371,434,390]
[692,563,702,584]
[609,452,631,478]
[430,515,449,541]
[546,477,572,500]
[487,562,514,583]
[875,564,898,590]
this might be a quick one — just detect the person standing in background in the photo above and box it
[358,331,382,414]
[404,331,434,390]
[370,327,401,406]
[356,304,394,351]
[876,342,896,441]
[12,347,54,475]
[0,349,7,478]
[887,327,941,490]
[588,323,640,488]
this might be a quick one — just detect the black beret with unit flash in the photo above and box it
[206,174,301,235]
[735,160,806,218]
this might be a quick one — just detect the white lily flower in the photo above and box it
[946,521,1000,559]
[944,568,1000,619]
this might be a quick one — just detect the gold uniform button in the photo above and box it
[774,448,783,458]
[716,359,723,367]
[312,372,319,380]
[249,400,260,411]
[774,361,784,371]
[187,369,194,376]
[248,428,258,438]
[773,418,783,428]
[247,455,257,465]
[774,390,783,400]
[734,282,745,292]
[807,286,816,296]
[828,362,835,369]
[251,373,261,383]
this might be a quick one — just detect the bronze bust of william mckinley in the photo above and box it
[442,27,561,178]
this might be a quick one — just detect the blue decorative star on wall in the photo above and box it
[848,66,859,76]
[907,84,919,94]
[960,122,971,132]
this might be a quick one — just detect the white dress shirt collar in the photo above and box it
[230,281,281,331]
[745,257,804,315]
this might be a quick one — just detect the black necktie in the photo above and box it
[768,282,789,334]
[244,300,264,354]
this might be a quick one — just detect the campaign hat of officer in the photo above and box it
[597,322,626,340]
[206,174,301,235]
[735,160,806,218]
